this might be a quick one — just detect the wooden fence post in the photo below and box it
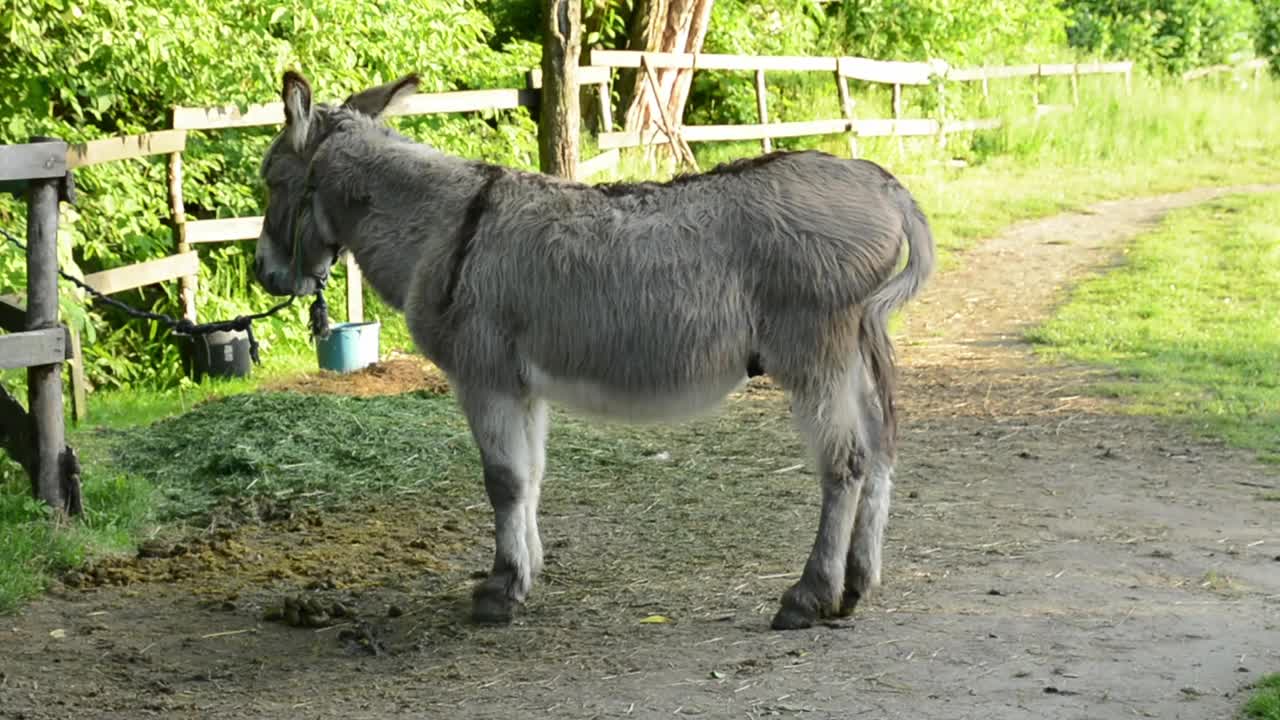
[538,0,582,178]
[936,76,947,150]
[754,69,772,153]
[166,144,197,324]
[24,137,80,516]
[344,255,363,323]
[834,66,858,158]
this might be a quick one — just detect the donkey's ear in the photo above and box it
[282,70,313,151]
[342,74,420,118]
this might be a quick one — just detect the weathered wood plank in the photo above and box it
[172,89,539,130]
[699,54,837,72]
[839,57,936,85]
[576,149,620,180]
[597,115,995,148]
[590,50,838,72]
[754,70,772,153]
[682,119,850,142]
[396,88,539,117]
[527,66,612,88]
[66,326,88,424]
[0,328,65,370]
[1098,61,1134,74]
[0,141,68,182]
[942,118,1003,133]
[850,118,941,137]
[81,251,200,296]
[1038,63,1078,77]
[183,216,263,243]
[65,130,187,169]
[949,64,1040,81]
[345,254,363,324]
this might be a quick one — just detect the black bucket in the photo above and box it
[180,329,252,382]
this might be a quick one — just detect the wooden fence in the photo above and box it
[0,139,83,515]
[587,50,1134,159]
[1182,57,1269,83]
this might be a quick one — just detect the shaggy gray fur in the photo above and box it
[254,71,935,630]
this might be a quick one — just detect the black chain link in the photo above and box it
[1,226,304,364]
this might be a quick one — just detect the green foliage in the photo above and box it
[1028,193,1280,463]
[827,0,1070,63]
[1256,0,1280,73]
[1063,0,1261,75]
[0,0,539,392]
[1243,674,1280,720]
[687,0,835,126]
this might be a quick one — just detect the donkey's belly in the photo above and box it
[526,364,749,422]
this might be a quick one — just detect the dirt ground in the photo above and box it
[3,186,1279,720]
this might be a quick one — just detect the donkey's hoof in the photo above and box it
[770,585,825,630]
[770,604,817,630]
[471,584,519,624]
[836,589,862,618]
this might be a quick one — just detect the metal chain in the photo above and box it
[1,226,303,365]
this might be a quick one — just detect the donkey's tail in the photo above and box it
[858,190,935,457]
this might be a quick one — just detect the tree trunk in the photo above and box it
[619,0,714,164]
[539,0,582,179]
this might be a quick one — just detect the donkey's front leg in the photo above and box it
[459,388,539,624]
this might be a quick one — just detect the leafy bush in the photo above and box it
[1063,0,1261,75]
[1256,0,1280,73]
[826,0,1070,64]
[0,0,539,391]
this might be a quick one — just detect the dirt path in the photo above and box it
[3,187,1279,720]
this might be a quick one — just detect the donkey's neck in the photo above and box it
[314,129,481,310]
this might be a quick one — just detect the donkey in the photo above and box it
[253,70,935,631]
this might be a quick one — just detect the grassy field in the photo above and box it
[1028,192,1280,464]
[2,70,1279,612]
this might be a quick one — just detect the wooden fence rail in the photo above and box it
[588,50,1136,157]
[1182,57,1269,82]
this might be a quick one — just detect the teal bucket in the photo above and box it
[315,321,381,373]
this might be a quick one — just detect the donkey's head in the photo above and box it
[254,70,419,296]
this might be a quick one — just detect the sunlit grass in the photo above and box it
[1028,193,1280,463]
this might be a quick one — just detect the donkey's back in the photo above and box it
[440,151,929,416]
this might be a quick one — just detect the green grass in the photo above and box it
[0,472,152,612]
[105,391,478,521]
[1028,193,1280,463]
[1243,675,1280,720]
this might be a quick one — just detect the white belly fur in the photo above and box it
[526,364,749,422]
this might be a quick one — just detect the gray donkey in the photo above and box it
[253,70,934,631]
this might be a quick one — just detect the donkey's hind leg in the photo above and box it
[771,373,868,630]
[525,398,549,580]
[840,354,894,616]
[457,386,541,623]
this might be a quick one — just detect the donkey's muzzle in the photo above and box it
[258,269,296,297]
